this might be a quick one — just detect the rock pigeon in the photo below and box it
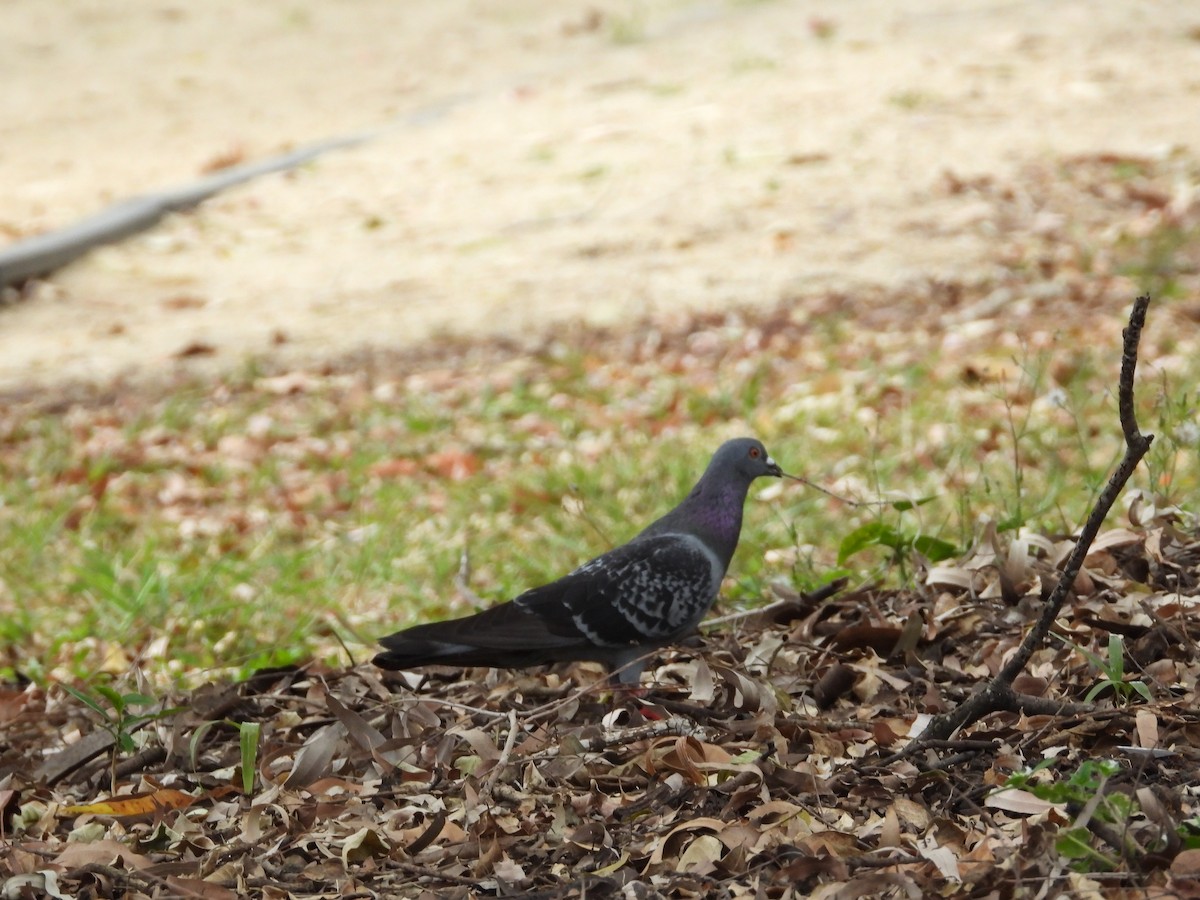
[374,437,783,685]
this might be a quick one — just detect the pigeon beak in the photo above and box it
[765,455,783,478]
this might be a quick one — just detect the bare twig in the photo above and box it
[482,709,520,798]
[522,716,703,763]
[701,577,847,629]
[781,472,892,507]
[383,694,509,720]
[454,542,484,606]
[702,597,794,629]
[908,296,1154,747]
[392,860,482,887]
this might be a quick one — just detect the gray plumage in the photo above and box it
[374,437,783,684]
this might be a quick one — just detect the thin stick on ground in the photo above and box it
[907,295,1155,748]
[455,541,485,607]
[482,708,520,798]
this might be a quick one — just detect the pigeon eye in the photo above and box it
[749,447,760,458]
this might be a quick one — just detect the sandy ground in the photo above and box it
[2,0,1198,390]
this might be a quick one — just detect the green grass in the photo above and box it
[2,184,1200,691]
[0,297,1196,688]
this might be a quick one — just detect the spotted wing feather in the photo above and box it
[373,534,719,672]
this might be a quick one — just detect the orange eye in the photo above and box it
[749,447,760,458]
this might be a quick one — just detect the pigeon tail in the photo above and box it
[373,598,587,670]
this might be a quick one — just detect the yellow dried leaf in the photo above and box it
[1136,709,1159,750]
[892,796,932,831]
[747,801,805,827]
[62,788,195,818]
[678,834,724,873]
[648,818,729,866]
[341,826,390,865]
[879,806,902,848]
[984,788,1061,815]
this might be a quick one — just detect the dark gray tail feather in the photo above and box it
[372,634,560,672]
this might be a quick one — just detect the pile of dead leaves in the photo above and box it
[3,512,1200,899]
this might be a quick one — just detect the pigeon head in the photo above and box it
[637,436,783,565]
[709,437,784,483]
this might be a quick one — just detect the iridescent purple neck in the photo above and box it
[645,478,748,567]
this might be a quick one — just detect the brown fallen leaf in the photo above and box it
[813,663,857,709]
[173,341,218,358]
[368,458,421,479]
[163,877,239,900]
[829,624,904,655]
[53,838,152,870]
[284,723,346,788]
[984,789,1061,816]
[424,447,482,481]
[1171,848,1200,878]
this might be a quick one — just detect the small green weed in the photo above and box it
[837,496,958,581]
[60,682,184,793]
[1004,758,1132,871]
[188,719,261,795]
[1059,634,1153,704]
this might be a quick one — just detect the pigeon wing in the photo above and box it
[373,533,720,672]
[538,532,721,645]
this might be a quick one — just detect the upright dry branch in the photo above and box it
[915,296,1154,744]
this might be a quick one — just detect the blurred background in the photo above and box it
[3,0,1197,387]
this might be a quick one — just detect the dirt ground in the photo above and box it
[2,0,1198,390]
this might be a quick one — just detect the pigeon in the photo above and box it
[374,437,783,685]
